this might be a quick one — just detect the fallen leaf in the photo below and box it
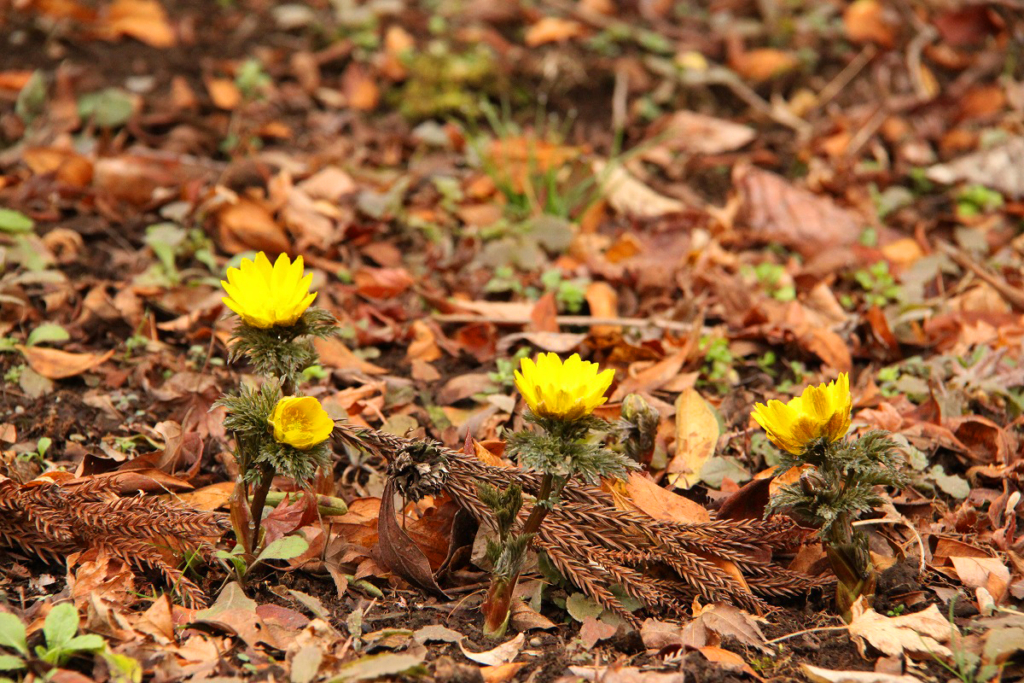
[16,345,115,379]
[509,600,556,632]
[569,665,685,683]
[668,388,719,489]
[847,600,952,659]
[459,632,525,665]
[205,78,241,110]
[926,136,1024,199]
[23,147,94,187]
[328,652,425,683]
[354,267,414,299]
[376,479,450,600]
[595,161,685,218]
[735,165,863,255]
[524,17,586,46]
[698,646,763,681]
[314,337,388,375]
[343,63,380,111]
[481,662,528,683]
[612,350,688,402]
[696,603,769,653]
[950,556,1010,603]
[644,111,755,157]
[216,197,290,254]
[413,624,464,644]
[843,0,897,47]
[802,664,922,683]
[730,48,800,82]
[580,616,618,649]
[100,0,176,48]
[617,472,710,523]
[407,320,442,363]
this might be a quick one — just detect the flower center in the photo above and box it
[284,410,311,432]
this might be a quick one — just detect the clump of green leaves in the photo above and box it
[848,261,901,308]
[768,431,909,621]
[0,604,140,682]
[227,308,337,389]
[699,336,737,391]
[741,262,795,301]
[217,382,331,486]
[955,184,1003,217]
[540,269,589,313]
[398,43,497,120]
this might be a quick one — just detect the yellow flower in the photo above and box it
[751,373,852,454]
[221,252,316,329]
[514,353,615,421]
[269,396,335,450]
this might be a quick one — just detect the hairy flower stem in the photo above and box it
[247,376,295,551]
[827,511,875,623]
[482,473,565,637]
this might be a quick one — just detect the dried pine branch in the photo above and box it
[0,474,227,607]
[340,425,830,620]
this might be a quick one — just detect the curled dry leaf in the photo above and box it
[16,345,115,379]
[215,197,290,254]
[459,632,524,665]
[847,599,952,659]
[376,479,451,600]
[594,160,685,218]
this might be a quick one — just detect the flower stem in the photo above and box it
[482,472,564,637]
[248,462,276,552]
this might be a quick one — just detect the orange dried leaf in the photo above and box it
[669,388,719,489]
[205,78,241,110]
[524,17,586,47]
[17,345,115,379]
[101,0,176,48]
[215,197,290,255]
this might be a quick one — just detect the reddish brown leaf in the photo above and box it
[376,479,451,599]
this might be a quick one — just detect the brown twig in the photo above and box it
[433,313,715,334]
[938,242,1024,312]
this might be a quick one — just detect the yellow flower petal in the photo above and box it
[269,396,335,450]
[515,353,613,421]
[220,251,317,328]
[750,373,852,454]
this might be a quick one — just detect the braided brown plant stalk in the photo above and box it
[0,474,227,607]
[339,426,826,625]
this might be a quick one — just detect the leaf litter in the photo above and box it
[1,0,1023,682]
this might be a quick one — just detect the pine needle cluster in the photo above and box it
[342,425,826,625]
[0,475,226,607]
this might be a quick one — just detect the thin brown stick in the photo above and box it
[433,313,714,334]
